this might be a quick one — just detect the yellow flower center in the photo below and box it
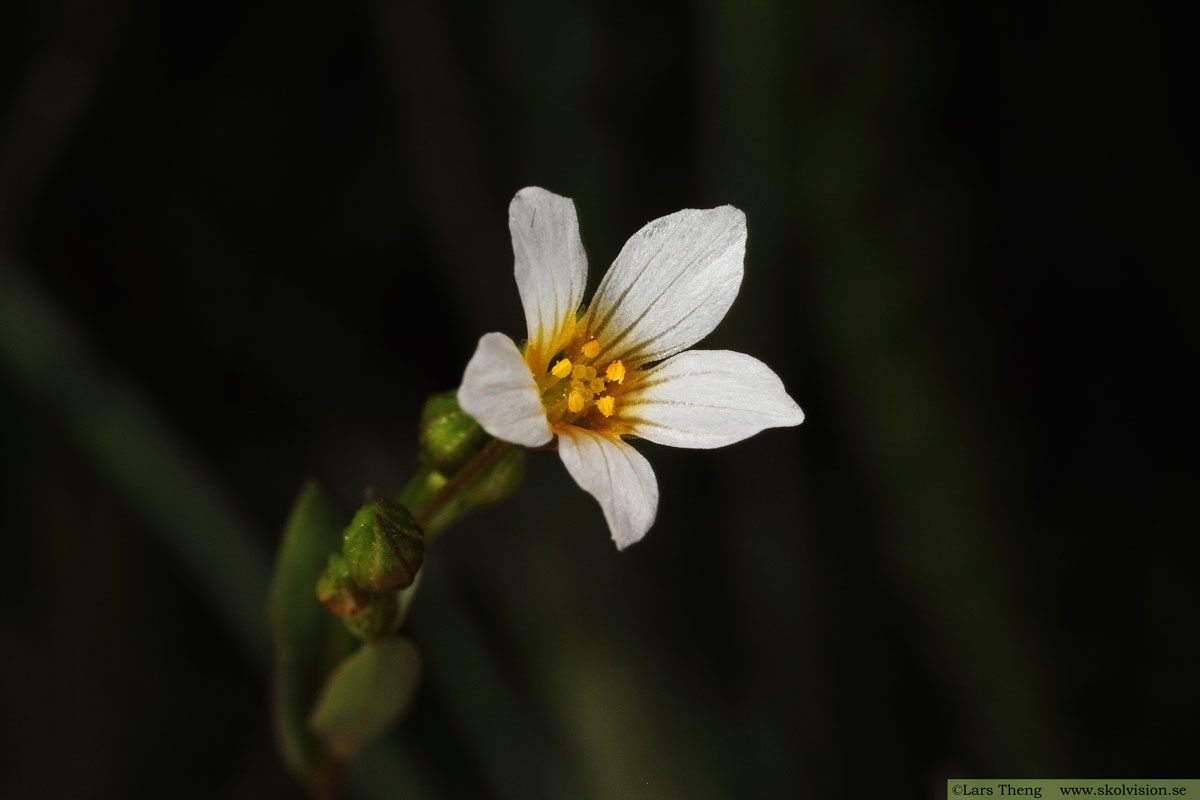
[534,338,631,432]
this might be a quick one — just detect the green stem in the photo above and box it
[413,438,511,530]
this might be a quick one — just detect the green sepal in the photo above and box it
[342,500,424,592]
[397,465,447,521]
[342,589,399,642]
[308,637,422,763]
[397,465,463,539]
[418,391,489,475]
[315,553,369,617]
[269,480,356,784]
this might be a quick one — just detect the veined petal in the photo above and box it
[583,205,745,366]
[510,187,588,373]
[557,428,658,550]
[620,350,804,449]
[458,332,553,447]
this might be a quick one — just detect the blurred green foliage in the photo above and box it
[308,637,421,765]
[270,481,355,784]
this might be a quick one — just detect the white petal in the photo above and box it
[510,187,588,367]
[583,205,745,366]
[557,428,658,550]
[620,350,804,449]
[457,332,553,447]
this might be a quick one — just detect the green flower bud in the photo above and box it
[418,391,490,475]
[342,590,398,642]
[343,500,424,592]
[316,553,370,617]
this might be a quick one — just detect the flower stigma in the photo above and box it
[532,335,632,433]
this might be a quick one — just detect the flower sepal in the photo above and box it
[340,589,399,642]
[315,554,369,617]
[342,500,424,592]
[418,390,490,475]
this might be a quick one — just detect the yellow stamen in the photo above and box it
[588,377,607,394]
[582,340,601,358]
[551,358,573,379]
[571,382,594,402]
[596,396,616,417]
[572,364,587,380]
[567,391,585,413]
[605,360,626,384]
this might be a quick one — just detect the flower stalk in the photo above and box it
[412,437,511,532]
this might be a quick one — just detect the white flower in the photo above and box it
[458,187,804,549]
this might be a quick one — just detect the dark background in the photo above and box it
[1,1,1195,798]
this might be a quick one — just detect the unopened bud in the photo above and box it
[343,500,424,592]
[316,554,370,617]
[418,391,489,475]
[342,589,398,642]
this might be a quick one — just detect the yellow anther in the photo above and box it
[572,364,588,380]
[551,358,573,379]
[567,391,585,413]
[605,360,626,384]
[583,365,597,380]
[588,378,607,394]
[596,396,616,417]
[582,340,601,359]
